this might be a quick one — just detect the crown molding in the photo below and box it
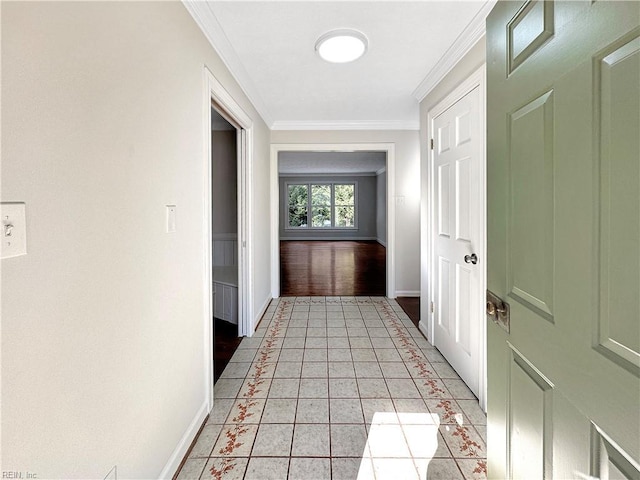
[279,172,378,177]
[182,0,274,127]
[271,119,420,131]
[412,0,497,102]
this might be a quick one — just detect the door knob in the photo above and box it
[464,253,478,264]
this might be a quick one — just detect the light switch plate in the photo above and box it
[166,205,176,233]
[1,202,27,259]
[103,465,117,480]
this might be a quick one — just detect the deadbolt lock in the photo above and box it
[486,301,506,316]
[487,290,510,333]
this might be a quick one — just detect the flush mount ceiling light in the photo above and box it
[315,29,368,63]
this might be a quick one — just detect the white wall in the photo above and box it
[1,2,270,478]
[419,38,486,325]
[270,130,420,295]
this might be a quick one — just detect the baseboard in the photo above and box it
[376,238,387,247]
[280,236,378,242]
[396,290,420,297]
[419,320,432,344]
[253,295,273,334]
[159,400,209,479]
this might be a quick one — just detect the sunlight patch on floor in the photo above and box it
[358,412,441,479]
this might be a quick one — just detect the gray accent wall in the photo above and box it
[280,175,380,240]
[212,128,237,236]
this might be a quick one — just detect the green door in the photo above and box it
[486,1,639,478]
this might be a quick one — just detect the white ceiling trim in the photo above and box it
[271,120,420,131]
[412,0,497,102]
[183,1,274,127]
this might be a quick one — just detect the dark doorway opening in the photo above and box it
[278,151,388,297]
[211,107,241,383]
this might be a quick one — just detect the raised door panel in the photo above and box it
[509,348,554,480]
[456,110,472,146]
[438,256,451,334]
[508,0,554,73]
[456,156,472,243]
[507,91,555,321]
[455,264,472,356]
[438,164,451,238]
[596,33,640,376]
[439,122,451,154]
[591,424,640,479]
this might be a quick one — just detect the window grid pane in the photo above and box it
[335,205,355,227]
[288,184,308,227]
[334,184,355,205]
[334,184,355,228]
[312,206,332,227]
[311,184,332,227]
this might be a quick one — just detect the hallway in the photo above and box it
[177,297,486,479]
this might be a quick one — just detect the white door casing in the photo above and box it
[269,143,396,299]
[204,68,254,410]
[427,70,486,404]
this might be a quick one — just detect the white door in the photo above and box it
[432,84,483,398]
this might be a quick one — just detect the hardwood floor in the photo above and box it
[280,240,386,297]
[396,296,420,329]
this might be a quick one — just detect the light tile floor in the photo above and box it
[177,297,487,480]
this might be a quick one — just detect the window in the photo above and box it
[334,184,355,227]
[311,184,331,227]
[287,183,356,229]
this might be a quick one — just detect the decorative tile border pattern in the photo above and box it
[376,301,486,475]
[189,297,487,480]
[209,299,292,479]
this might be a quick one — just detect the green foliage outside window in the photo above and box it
[312,185,331,227]
[288,184,308,227]
[287,183,356,229]
[334,184,355,227]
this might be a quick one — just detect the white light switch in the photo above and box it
[395,195,405,206]
[166,205,176,233]
[1,202,27,259]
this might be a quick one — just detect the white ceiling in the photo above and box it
[185,1,494,130]
[279,151,386,175]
